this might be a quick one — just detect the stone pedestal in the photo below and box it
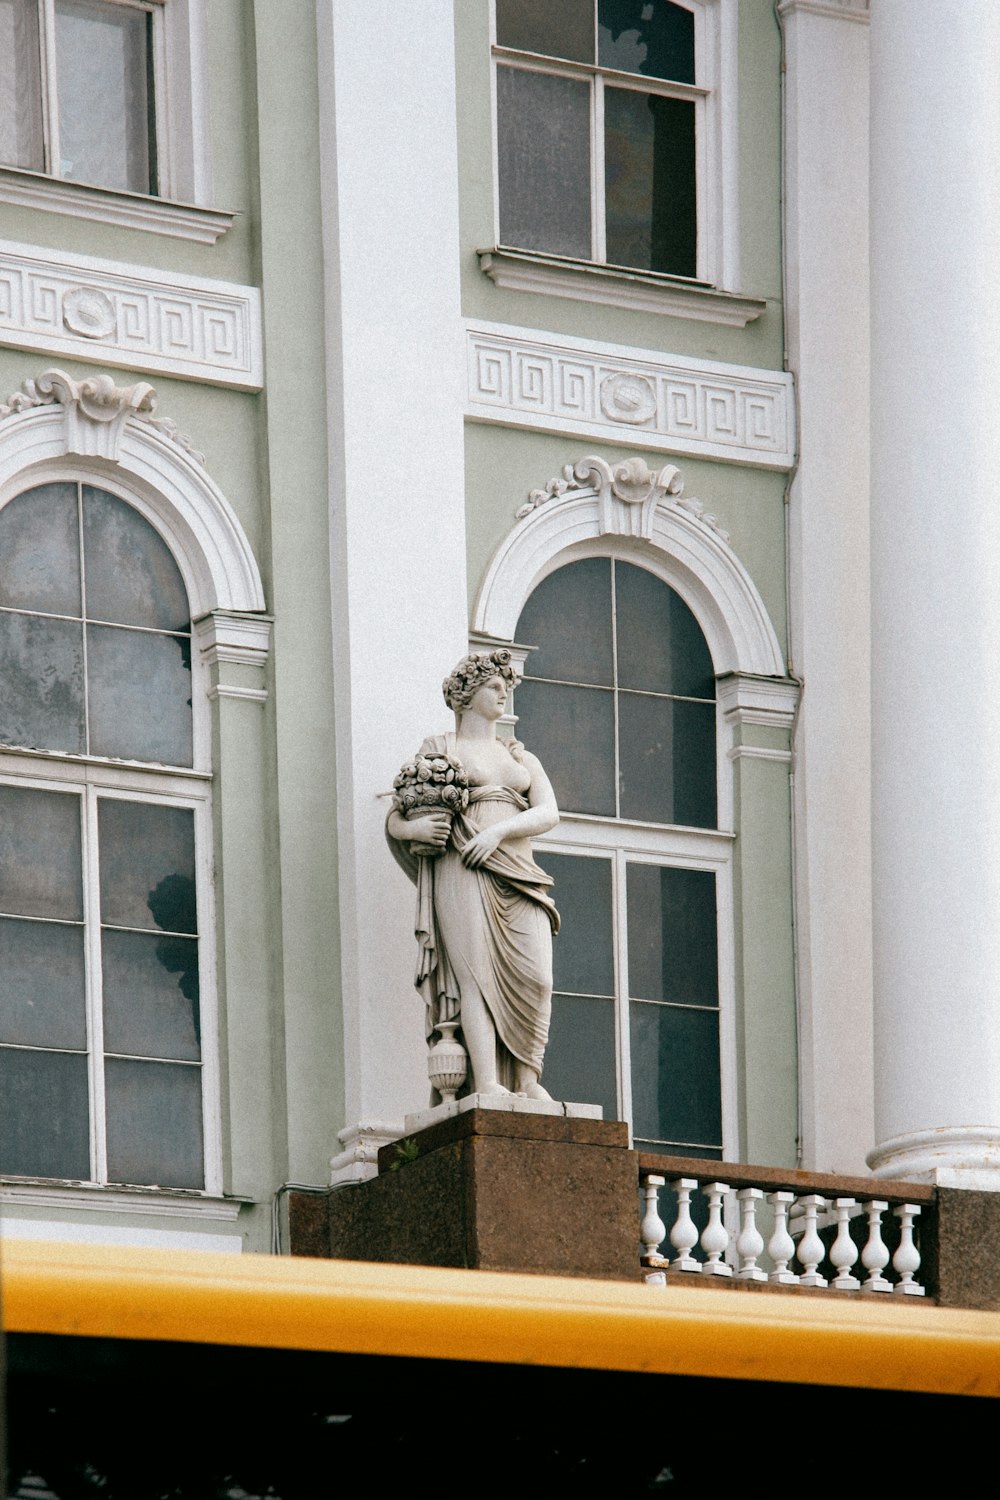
[290,1109,638,1281]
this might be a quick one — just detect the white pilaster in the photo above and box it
[317,2,468,1126]
[778,0,873,1173]
[869,0,1000,1185]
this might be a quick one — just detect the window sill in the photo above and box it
[478,248,767,328]
[0,166,235,245]
[0,1178,250,1219]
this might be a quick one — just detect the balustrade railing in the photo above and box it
[638,1155,933,1297]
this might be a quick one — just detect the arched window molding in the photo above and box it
[0,369,265,619]
[473,455,786,680]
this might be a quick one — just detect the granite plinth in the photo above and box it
[291,1107,637,1281]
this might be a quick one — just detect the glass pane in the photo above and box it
[99,799,197,934]
[544,994,617,1117]
[630,1000,721,1147]
[605,88,696,276]
[515,679,615,816]
[496,0,595,62]
[0,785,83,921]
[87,625,193,766]
[615,563,714,698]
[598,0,695,82]
[517,559,613,686]
[627,864,718,1006]
[55,0,154,193]
[0,1046,90,1179]
[497,65,592,260]
[0,485,81,617]
[544,853,614,996]
[0,917,86,1049]
[83,488,190,633]
[0,611,85,754]
[104,1057,203,1188]
[0,0,44,169]
[102,928,200,1062]
[618,692,716,826]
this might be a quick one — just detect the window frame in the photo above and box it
[490,0,736,289]
[0,477,221,1196]
[509,551,739,1158]
[1,0,213,209]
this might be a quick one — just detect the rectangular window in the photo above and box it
[0,777,211,1189]
[493,0,705,279]
[0,0,161,194]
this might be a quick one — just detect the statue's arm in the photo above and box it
[461,750,559,868]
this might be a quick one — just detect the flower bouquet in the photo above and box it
[392,752,469,857]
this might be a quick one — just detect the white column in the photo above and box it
[317,3,469,1143]
[778,0,873,1174]
[869,0,1000,1186]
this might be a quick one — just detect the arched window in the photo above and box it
[0,479,214,1191]
[514,555,727,1159]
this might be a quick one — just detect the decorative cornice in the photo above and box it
[466,322,795,470]
[478,249,768,327]
[0,166,234,243]
[516,455,730,543]
[716,672,800,729]
[776,0,869,21]
[193,609,272,670]
[0,238,262,389]
[0,368,204,464]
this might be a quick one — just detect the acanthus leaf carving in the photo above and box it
[0,368,204,464]
[515,454,729,542]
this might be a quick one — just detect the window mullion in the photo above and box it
[38,0,60,176]
[592,72,606,263]
[82,783,107,1184]
[613,847,633,1135]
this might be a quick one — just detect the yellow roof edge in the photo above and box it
[3,1238,1000,1398]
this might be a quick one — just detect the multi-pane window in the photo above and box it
[0,0,160,194]
[494,0,701,278]
[515,557,726,1158]
[0,482,212,1190]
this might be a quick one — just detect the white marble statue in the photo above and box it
[386,649,560,1100]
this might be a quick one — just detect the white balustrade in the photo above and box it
[669,1177,701,1272]
[860,1200,892,1292]
[639,1171,926,1296]
[736,1187,767,1281]
[893,1203,925,1296]
[830,1198,861,1289]
[767,1190,798,1284]
[700,1182,734,1276]
[640,1174,667,1265]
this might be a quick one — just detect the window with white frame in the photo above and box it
[494,0,716,281]
[514,556,728,1158]
[0,480,216,1191]
[0,0,170,196]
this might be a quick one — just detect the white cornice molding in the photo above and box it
[776,0,869,20]
[475,456,787,679]
[717,672,800,729]
[0,368,265,615]
[0,1181,245,1219]
[466,322,795,470]
[194,609,272,669]
[479,249,768,327]
[0,239,262,389]
[0,167,234,242]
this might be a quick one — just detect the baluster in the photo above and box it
[640,1174,667,1266]
[796,1194,829,1287]
[669,1177,701,1272]
[860,1199,892,1292]
[893,1203,925,1296]
[767,1190,798,1284]
[736,1187,767,1281]
[700,1182,733,1276]
[830,1198,860,1289]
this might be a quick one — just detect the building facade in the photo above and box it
[0,0,995,1262]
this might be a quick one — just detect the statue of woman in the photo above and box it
[386,650,560,1098]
